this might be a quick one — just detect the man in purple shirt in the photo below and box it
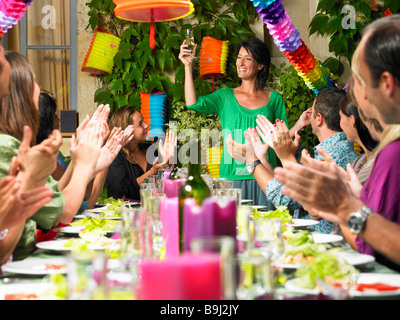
[272,15,400,270]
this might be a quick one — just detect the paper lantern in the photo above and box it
[140,92,167,139]
[113,0,194,50]
[199,37,229,92]
[0,0,30,34]
[253,0,336,95]
[206,146,222,178]
[82,29,121,76]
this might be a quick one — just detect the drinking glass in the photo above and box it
[90,255,137,300]
[253,218,285,262]
[185,28,194,50]
[67,251,100,300]
[120,206,151,260]
[236,251,274,300]
[216,188,242,207]
[190,236,237,300]
[211,177,231,194]
[140,189,154,208]
[147,196,166,260]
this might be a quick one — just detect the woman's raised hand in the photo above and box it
[178,40,197,67]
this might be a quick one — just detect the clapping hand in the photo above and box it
[257,116,299,166]
[77,104,110,143]
[158,132,177,165]
[70,122,104,178]
[255,115,276,148]
[95,127,124,173]
[245,127,268,163]
[226,130,258,164]
[17,126,62,190]
[121,125,135,147]
[226,134,247,163]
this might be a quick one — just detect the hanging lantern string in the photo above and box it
[212,75,215,92]
[150,9,155,50]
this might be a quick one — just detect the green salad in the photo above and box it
[294,249,354,289]
[96,199,125,218]
[252,206,293,224]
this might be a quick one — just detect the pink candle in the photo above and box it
[138,253,221,300]
[183,198,237,252]
[163,170,172,180]
[162,178,186,198]
[160,197,179,258]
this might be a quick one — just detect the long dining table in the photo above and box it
[1,206,400,302]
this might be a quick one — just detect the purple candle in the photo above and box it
[183,198,237,252]
[162,178,185,198]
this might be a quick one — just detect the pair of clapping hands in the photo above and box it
[226,115,300,166]
[71,104,135,176]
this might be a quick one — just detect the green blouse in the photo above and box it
[186,88,288,181]
[0,134,65,260]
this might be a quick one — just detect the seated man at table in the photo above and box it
[227,87,359,235]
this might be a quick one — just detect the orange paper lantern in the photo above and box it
[113,0,194,49]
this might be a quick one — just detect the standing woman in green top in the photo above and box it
[179,37,289,207]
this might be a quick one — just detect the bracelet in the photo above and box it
[150,167,156,175]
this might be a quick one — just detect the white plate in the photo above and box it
[85,212,122,220]
[350,273,400,297]
[285,273,400,297]
[285,278,320,295]
[242,205,267,210]
[1,258,67,275]
[240,199,253,204]
[336,251,375,266]
[53,226,117,236]
[273,251,375,270]
[289,219,320,227]
[84,207,108,213]
[311,233,343,244]
[36,239,120,251]
[0,283,53,300]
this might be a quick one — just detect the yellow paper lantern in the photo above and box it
[82,29,121,75]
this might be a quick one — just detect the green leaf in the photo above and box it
[94,88,111,103]
[322,57,340,74]
[309,13,329,36]
[218,14,238,27]
[110,78,123,93]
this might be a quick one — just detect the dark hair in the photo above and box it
[346,77,384,134]
[339,94,378,152]
[36,92,57,144]
[363,14,400,87]
[0,51,39,145]
[237,38,271,90]
[314,87,346,132]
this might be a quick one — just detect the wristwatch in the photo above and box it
[347,206,373,234]
[246,160,262,174]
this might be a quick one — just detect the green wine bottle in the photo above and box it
[178,138,210,253]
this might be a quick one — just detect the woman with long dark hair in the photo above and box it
[179,38,299,207]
